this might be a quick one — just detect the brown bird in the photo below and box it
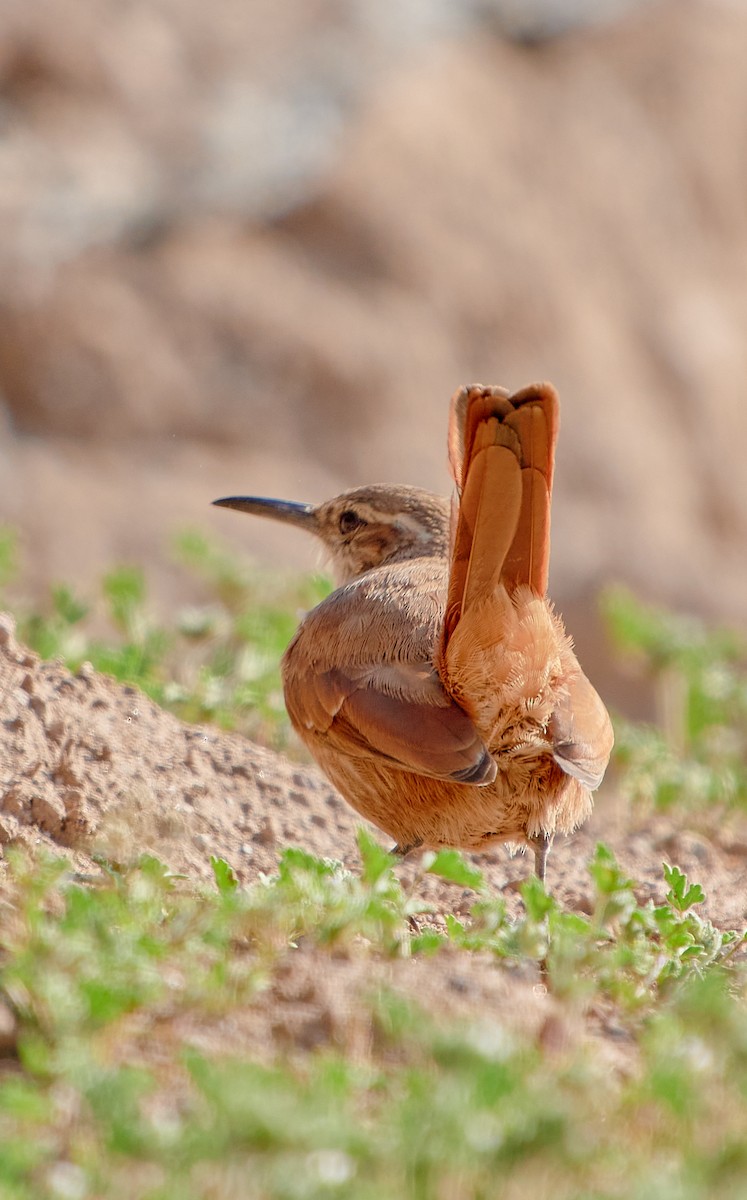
[214,383,613,881]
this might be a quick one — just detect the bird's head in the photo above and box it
[213,484,451,584]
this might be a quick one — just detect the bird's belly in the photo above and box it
[307,739,590,851]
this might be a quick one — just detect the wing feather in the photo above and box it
[284,658,497,785]
[549,670,614,790]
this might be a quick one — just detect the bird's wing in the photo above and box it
[289,660,496,784]
[549,669,614,790]
[282,563,497,786]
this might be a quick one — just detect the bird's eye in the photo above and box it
[339,509,365,535]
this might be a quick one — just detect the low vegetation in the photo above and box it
[0,838,744,1199]
[1,526,747,1198]
[0,527,330,749]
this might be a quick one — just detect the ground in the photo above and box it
[2,607,745,1077]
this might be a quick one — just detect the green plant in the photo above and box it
[603,586,747,811]
[0,839,744,1199]
[0,527,331,749]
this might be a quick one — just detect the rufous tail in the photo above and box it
[443,383,559,647]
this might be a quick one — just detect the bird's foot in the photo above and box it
[390,839,424,858]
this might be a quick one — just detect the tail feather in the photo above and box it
[443,383,559,645]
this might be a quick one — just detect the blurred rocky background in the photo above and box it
[2,0,746,714]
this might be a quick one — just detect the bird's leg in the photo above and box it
[391,840,424,857]
[389,840,425,933]
[530,832,553,884]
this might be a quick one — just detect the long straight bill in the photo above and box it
[212,496,319,533]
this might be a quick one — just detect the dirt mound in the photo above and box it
[0,611,354,885]
[2,611,746,934]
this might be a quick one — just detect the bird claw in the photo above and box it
[391,840,424,858]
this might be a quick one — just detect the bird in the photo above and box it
[213,383,613,882]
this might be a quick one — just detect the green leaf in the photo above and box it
[211,856,239,895]
[51,583,89,625]
[520,874,554,922]
[103,566,147,635]
[445,913,466,938]
[589,843,633,896]
[0,1077,51,1123]
[411,930,446,955]
[663,863,706,912]
[423,849,485,892]
[277,847,340,882]
[357,828,396,885]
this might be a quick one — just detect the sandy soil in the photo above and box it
[3,607,747,1073]
[4,3,747,1084]
[3,608,746,926]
